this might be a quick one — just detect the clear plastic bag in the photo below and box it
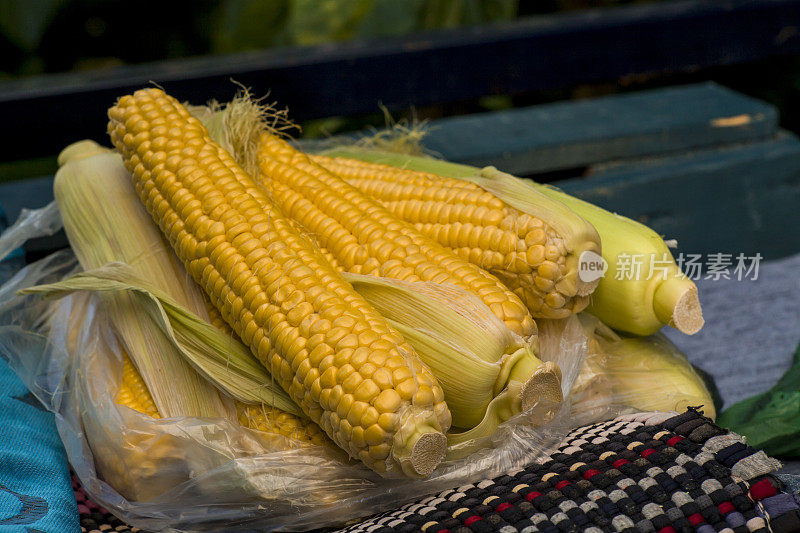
[0,205,589,532]
[563,314,716,421]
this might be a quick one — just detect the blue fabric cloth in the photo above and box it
[0,358,78,533]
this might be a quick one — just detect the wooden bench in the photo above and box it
[415,82,800,261]
[3,82,798,264]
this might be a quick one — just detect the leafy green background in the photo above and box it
[718,342,800,457]
[0,0,525,78]
[0,0,664,78]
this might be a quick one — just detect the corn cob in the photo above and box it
[344,273,562,430]
[107,88,449,477]
[318,148,703,336]
[591,323,715,419]
[534,188,703,336]
[250,134,536,340]
[571,314,715,418]
[311,153,601,319]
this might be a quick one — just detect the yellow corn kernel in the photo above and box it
[117,353,160,418]
[237,402,331,446]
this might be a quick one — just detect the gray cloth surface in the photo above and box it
[662,252,800,474]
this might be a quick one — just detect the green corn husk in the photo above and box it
[573,314,715,419]
[54,141,227,418]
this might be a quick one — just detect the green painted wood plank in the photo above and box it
[557,132,800,260]
[422,83,777,175]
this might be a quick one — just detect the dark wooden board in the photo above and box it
[557,132,800,260]
[422,83,777,175]
[2,0,800,160]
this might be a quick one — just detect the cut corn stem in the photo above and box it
[653,278,703,335]
[55,141,228,418]
[318,147,703,336]
[446,361,562,460]
[521,361,563,414]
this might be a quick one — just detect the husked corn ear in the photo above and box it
[108,88,450,477]
[310,150,602,320]
[118,352,160,418]
[237,403,331,446]
[345,272,563,445]
[253,134,537,339]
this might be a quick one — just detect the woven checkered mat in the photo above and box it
[72,475,141,533]
[336,410,800,533]
[71,409,800,532]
